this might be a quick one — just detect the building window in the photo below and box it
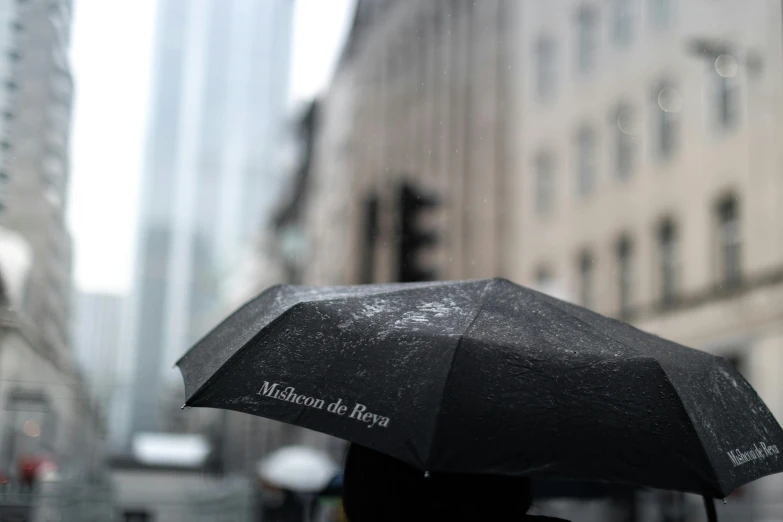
[535,151,555,217]
[576,125,596,196]
[614,104,635,179]
[725,352,746,377]
[123,512,152,522]
[617,235,633,317]
[578,249,594,309]
[658,219,678,306]
[714,55,739,130]
[649,0,671,29]
[360,195,379,284]
[654,82,681,161]
[576,5,598,75]
[536,267,552,288]
[536,266,560,297]
[535,35,556,102]
[0,170,7,216]
[612,0,633,47]
[716,195,741,288]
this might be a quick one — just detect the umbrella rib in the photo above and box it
[181,281,491,405]
[533,295,726,496]
[175,283,284,367]
[651,359,727,497]
[424,279,498,469]
[176,282,467,370]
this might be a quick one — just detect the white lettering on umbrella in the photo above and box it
[727,442,779,467]
[257,381,390,428]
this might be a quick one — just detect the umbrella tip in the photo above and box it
[424,471,430,478]
[181,403,187,410]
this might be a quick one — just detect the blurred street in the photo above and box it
[1,0,783,520]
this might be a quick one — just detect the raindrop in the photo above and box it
[23,419,40,438]
[617,108,636,136]
[658,87,683,113]
[715,54,738,78]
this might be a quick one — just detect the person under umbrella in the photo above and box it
[324,458,635,519]
[177,279,783,522]
[343,443,569,522]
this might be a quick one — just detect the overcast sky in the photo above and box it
[67,0,354,294]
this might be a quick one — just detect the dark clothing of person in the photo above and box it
[260,488,305,522]
[342,443,573,522]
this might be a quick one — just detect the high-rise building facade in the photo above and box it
[0,1,110,510]
[0,0,20,209]
[0,0,73,357]
[74,292,126,450]
[125,0,295,442]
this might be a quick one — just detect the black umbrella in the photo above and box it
[177,279,783,516]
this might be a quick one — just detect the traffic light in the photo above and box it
[396,181,439,282]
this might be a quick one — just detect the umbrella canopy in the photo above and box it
[177,278,783,499]
[258,445,338,493]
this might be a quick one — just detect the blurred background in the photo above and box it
[0,0,782,520]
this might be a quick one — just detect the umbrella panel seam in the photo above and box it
[175,283,283,367]
[528,290,725,496]
[181,299,306,404]
[180,284,474,402]
[426,279,498,469]
[652,358,726,496]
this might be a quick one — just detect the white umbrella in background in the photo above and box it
[258,445,338,493]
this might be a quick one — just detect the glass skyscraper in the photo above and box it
[123,0,294,443]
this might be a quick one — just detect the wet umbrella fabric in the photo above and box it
[176,278,783,499]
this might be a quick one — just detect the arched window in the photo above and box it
[613,104,636,179]
[616,235,633,317]
[578,248,595,309]
[653,81,681,161]
[576,125,597,196]
[576,5,599,74]
[714,54,739,130]
[612,0,634,47]
[535,35,557,102]
[535,150,556,217]
[0,273,7,309]
[658,219,678,305]
[715,194,741,288]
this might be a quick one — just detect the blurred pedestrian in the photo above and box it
[342,443,571,522]
[260,484,306,522]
